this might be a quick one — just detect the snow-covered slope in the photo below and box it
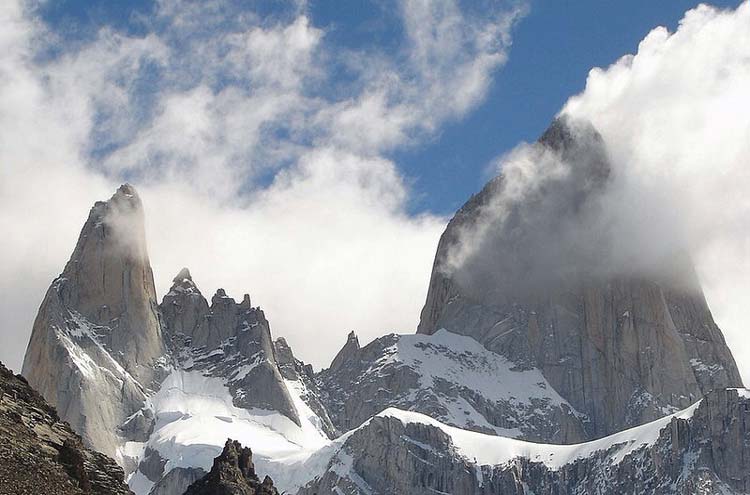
[269,400,696,493]
[318,329,589,443]
[123,269,336,495]
[125,369,330,494]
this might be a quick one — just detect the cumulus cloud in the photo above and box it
[0,0,522,370]
[564,2,750,380]
[446,3,750,380]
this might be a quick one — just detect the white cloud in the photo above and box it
[562,3,750,381]
[445,2,750,382]
[0,0,521,370]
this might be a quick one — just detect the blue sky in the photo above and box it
[3,0,749,373]
[39,0,740,215]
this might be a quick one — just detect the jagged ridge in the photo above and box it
[184,439,279,495]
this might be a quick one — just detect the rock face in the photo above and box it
[318,330,588,443]
[184,440,279,495]
[0,361,132,495]
[328,331,360,372]
[160,270,300,425]
[416,118,743,440]
[22,184,166,458]
[119,268,335,492]
[299,388,750,495]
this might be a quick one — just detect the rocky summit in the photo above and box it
[14,116,748,495]
[0,360,132,495]
[184,439,279,495]
[22,184,166,460]
[417,117,742,440]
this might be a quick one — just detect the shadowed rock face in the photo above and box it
[0,361,132,495]
[184,440,279,495]
[328,331,360,372]
[417,118,743,440]
[21,184,166,458]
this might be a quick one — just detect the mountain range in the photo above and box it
[13,117,749,495]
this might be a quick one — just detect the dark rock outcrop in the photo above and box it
[184,440,279,495]
[0,361,132,495]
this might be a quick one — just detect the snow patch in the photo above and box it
[128,369,330,495]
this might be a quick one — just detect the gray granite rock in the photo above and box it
[299,388,750,495]
[416,118,743,440]
[317,331,589,443]
[22,184,166,458]
[274,337,338,438]
[161,272,301,426]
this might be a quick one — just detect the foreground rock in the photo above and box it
[417,117,743,440]
[299,388,750,495]
[184,439,279,495]
[0,361,132,495]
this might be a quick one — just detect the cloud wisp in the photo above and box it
[443,3,750,381]
[0,0,524,370]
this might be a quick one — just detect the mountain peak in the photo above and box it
[329,331,360,372]
[184,439,279,495]
[416,116,743,439]
[173,267,193,284]
[115,182,138,198]
[22,185,165,456]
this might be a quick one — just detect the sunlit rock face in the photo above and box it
[159,268,302,427]
[22,184,166,458]
[417,117,742,440]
